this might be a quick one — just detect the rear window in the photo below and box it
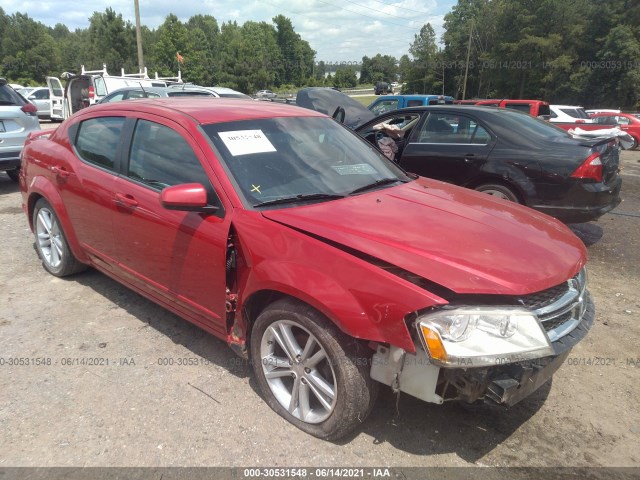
[497,109,569,138]
[504,103,532,113]
[167,91,213,97]
[0,84,27,106]
[560,108,589,119]
[217,93,251,99]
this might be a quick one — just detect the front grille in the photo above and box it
[524,268,588,342]
[514,282,569,309]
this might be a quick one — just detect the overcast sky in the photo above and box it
[2,0,457,62]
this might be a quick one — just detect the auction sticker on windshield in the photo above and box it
[331,164,377,175]
[218,130,276,156]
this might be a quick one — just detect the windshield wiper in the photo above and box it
[253,193,345,208]
[348,178,405,196]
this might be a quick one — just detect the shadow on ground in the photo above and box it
[568,222,604,247]
[67,266,547,463]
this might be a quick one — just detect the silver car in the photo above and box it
[0,79,41,181]
[24,87,52,119]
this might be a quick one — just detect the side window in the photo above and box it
[359,114,420,145]
[94,77,107,97]
[617,116,630,125]
[34,90,50,99]
[126,90,145,100]
[469,120,491,144]
[407,100,425,107]
[418,114,490,144]
[105,92,126,103]
[370,100,399,115]
[75,116,125,170]
[127,120,221,207]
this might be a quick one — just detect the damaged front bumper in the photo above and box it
[370,272,595,407]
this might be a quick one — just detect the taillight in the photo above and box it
[21,103,38,116]
[576,119,585,123]
[571,152,603,182]
[88,86,95,99]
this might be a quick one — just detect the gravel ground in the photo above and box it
[0,126,638,476]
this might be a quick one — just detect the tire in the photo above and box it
[475,183,520,203]
[250,299,378,440]
[5,168,20,182]
[629,137,638,150]
[33,198,86,277]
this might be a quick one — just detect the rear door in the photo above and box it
[398,111,496,184]
[58,115,125,266]
[46,77,65,120]
[110,115,229,334]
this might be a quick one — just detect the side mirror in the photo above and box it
[160,183,218,213]
[332,106,346,124]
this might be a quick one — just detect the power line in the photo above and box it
[339,0,429,21]
[313,0,424,30]
[357,0,439,16]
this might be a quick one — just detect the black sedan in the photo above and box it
[296,89,622,223]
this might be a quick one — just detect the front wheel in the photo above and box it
[33,198,86,277]
[475,183,520,203]
[250,299,377,440]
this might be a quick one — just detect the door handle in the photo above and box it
[50,166,70,178]
[114,192,139,208]
[464,154,477,163]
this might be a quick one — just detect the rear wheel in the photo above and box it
[33,198,86,277]
[629,136,638,150]
[475,183,520,203]
[5,168,20,182]
[250,299,377,440]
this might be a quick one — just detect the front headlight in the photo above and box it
[417,307,554,367]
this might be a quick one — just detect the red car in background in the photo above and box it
[19,98,594,440]
[589,112,640,149]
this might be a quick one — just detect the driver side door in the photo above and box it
[110,115,230,335]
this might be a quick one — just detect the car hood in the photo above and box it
[261,178,586,296]
[295,87,375,129]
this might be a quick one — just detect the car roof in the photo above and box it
[86,97,326,124]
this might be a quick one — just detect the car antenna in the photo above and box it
[138,81,147,97]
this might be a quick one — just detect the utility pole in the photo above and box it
[462,20,473,100]
[134,0,144,72]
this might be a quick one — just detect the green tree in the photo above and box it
[0,12,60,83]
[272,15,315,86]
[402,23,439,93]
[360,54,397,84]
[87,8,137,74]
[153,14,189,76]
[333,67,357,88]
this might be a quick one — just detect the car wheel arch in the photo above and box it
[465,177,526,204]
[241,289,351,351]
[27,184,88,264]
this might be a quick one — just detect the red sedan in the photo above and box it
[590,112,640,149]
[19,98,594,439]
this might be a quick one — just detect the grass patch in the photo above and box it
[351,95,378,107]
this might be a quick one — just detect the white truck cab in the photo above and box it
[49,65,182,119]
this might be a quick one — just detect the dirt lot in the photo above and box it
[0,127,639,475]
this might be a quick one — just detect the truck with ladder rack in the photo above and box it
[46,65,183,119]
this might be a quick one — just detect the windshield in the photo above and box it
[202,117,411,209]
